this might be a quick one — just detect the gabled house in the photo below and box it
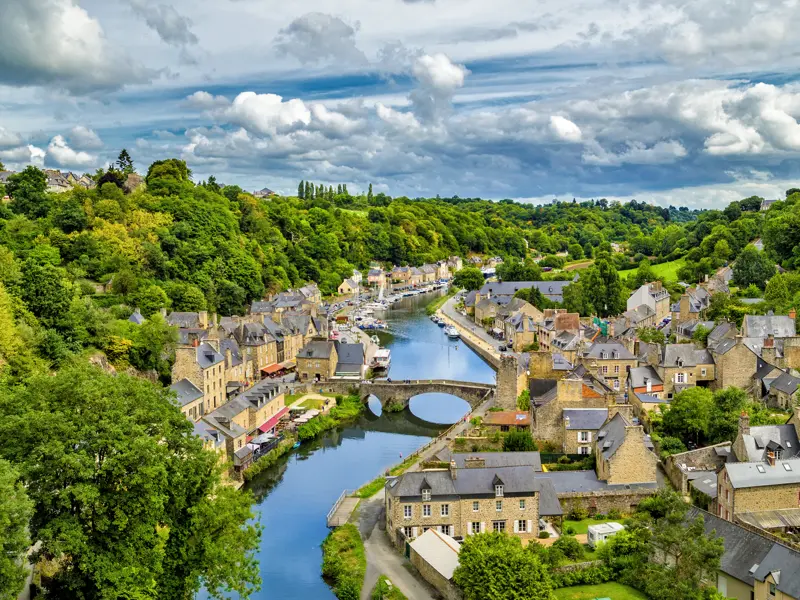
[627,281,671,322]
[710,337,760,391]
[580,342,637,393]
[296,340,338,382]
[656,344,715,397]
[743,313,796,339]
[595,412,658,485]
[172,341,226,413]
[338,278,359,296]
[368,268,386,288]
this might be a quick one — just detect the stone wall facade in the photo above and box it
[496,354,520,410]
[712,342,758,391]
[558,488,657,515]
[664,443,730,494]
[409,549,462,600]
[600,425,658,485]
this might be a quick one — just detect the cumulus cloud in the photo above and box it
[549,116,582,142]
[0,128,23,149]
[0,145,46,168]
[410,54,469,120]
[69,126,103,150]
[46,135,97,168]
[0,0,152,93]
[184,91,230,109]
[129,0,198,47]
[274,13,367,65]
[223,92,312,136]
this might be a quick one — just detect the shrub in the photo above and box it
[322,524,366,600]
[552,535,584,561]
[538,531,550,539]
[557,455,571,464]
[594,513,606,520]
[567,506,588,521]
[607,508,622,519]
[550,565,616,589]
[503,430,537,452]
[564,526,576,535]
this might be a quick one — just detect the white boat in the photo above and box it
[363,301,388,311]
[371,348,391,370]
[445,325,460,339]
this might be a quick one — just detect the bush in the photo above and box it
[552,535,584,561]
[564,526,576,535]
[322,524,366,600]
[567,506,589,521]
[557,455,571,464]
[607,509,622,519]
[538,531,550,539]
[243,439,295,481]
[550,565,616,589]
[503,430,537,452]
[517,389,530,411]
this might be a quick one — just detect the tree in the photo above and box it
[0,364,261,599]
[453,532,553,600]
[367,183,373,204]
[297,180,305,199]
[637,327,665,344]
[503,430,536,452]
[578,258,626,317]
[0,160,4,170]
[0,458,33,600]
[20,261,74,330]
[733,245,776,289]
[116,149,135,175]
[562,280,594,315]
[661,387,714,445]
[765,274,790,306]
[6,166,50,218]
[453,267,484,291]
[657,436,687,459]
[130,284,169,316]
[629,259,658,289]
[551,535,584,561]
[567,243,584,260]
[53,196,89,233]
[691,324,711,345]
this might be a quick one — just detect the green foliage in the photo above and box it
[453,267,485,291]
[765,273,791,306]
[356,477,386,498]
[7,166,50,218]
[242,439,296,482]
[657,436,687,459]
[383,400,405,413]
[371,575,407,600]
[497,258,542,282]
[298,395,364,440]
[517,389,530,411]
[454,532,554,600]
[552,535,584,561]
[549,567,618,591]
[503,430,537,452]
[733,245,776,289]
[691,324,711,345]
[636,326,665,344]
[567,507,589,521]
[321,524,365,600]
[0,364,261,599]
[0,458,33,600]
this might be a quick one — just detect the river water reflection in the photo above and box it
[234,290,496,599]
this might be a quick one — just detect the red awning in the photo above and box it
[261,363,283,375]
[258,406,290,433]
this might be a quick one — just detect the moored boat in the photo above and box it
[444,325,460,339]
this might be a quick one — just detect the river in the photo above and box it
[234,290,496,599]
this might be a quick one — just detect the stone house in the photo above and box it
[595,412,658,485]
[410,267,424,287]
[463,290,477,316]
[296,340,338,381]
[743,313,796,339]
[717,456,800,525]
[333,341,365,378]
[688,507,800,600]
[503,313,538,352]
[656,344,715,397]
[710,337,760,391]
[408,529,461,600]
[170,378,205,421]
[298,283,321,305]
[172,341,226,414]
[282,314,321,348]
[671,287,712,329]
[338,278,359,295]
[731,412,800,464]
[385,458,561,546]
[537,310,581,352]
[628,365,664,399]
[368,268,386,288]
[220,338,246,398]
[562,408,608,454]
[391,266,412,283]
[579,342,638,394]
[483,411,530,432]
[420,264,438,283]
[435,261,451,280]
[476,280,572,306]
[627,281,671,322]
[767,371,800,409]
[447,256,463,273]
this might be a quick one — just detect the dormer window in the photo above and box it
[677,358,684,367]
[612,351,619,359]
[601,351,608,359]
[422,489,431,501]
[495,485,504,497]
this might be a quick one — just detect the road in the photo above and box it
[439,295,520,361]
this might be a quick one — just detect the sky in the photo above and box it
[2,0,800,207]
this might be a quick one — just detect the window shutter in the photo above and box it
[412,527,418,537]
[513,520,519,533]
[437,525,442,533]
[480,522,486,533]
[467,523,472,536]
[587,432,592,443]
[528,520,533,534]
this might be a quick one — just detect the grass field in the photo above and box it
[554,582,648,600]
[300,398,326,409]
[618,257,685,282]
[562,518,621,535]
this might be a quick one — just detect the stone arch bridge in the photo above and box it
[320,379,496,410]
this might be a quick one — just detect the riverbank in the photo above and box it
[424,288,455,315]
[436,303,500,368]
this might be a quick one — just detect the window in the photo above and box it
[441,504,449,517]
[473,501,479,512]
[404,505,412,519]
[441,525,452,536]
[422,489,431,501]
[613,379,620,390]
[602,366,608,374]
[492,520,506,532]
[471,522,481,534]
[496,500,502,512]
[519,499,526,510]
[614,365,620,373]
[579,431,590,442]
[770,582,777,596]
[423,504,431,517]
[579,446,591,455]
[403,526,413,538]
[725,489,729,501]
[676,373,685,384]
[518,520,527,532]
[495,485,504,497]
[701,368,707,377]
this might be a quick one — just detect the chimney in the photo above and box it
[791,308,797,321]
[225,347,233,368]
[767,451,776,467]
[450,459,457,480]
[199,310,208,329]
[564,416,571,429]
[192,338,200,348]
[212,313,219,328]
[739,411,750,437]
[765,334,775,348]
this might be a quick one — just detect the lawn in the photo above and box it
[562,518,621,535]
[284,392,338,407]
[554,582,648,600]
[300,398,326,409]
[618,257,685,282]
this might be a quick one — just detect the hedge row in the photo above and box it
[322,524,366,600]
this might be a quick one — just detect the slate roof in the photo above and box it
[628,365,662,388]
[623,304,655,324]
[661,344,714,367]
[738,425,800,462]
[711,338,738,355]
[634,391,669,405]
[170,378,203,406]
[464,290,477,308]
[537,478,563,516]
[707,321,737,349]
[541,470,659,494]
[334,341,364,366]
[447,451,543,472]
[552,331,580,351]
[726,458,800,489]
[387,466,539,498]
[478,280,572,302]
[686,508,775,587]
[128,309,145,325]
[563,408,608,430]
[298,341,334,359]
[688,473,718,498]
[219,338,243,367]
[584,342,635,360]
[409,530,460,580]
[166,311,201,328]
[744,314,796,338]
[197,343,224,368]
[753,544,800,597]
[772,372,800,396]
[597,412,630,460]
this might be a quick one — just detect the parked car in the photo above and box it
[498,344,508,352]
